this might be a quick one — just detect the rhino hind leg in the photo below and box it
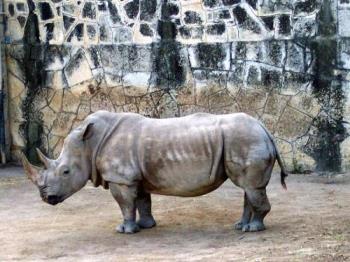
[136,190,156,229]
[109,183,140,234]
[234,193,252,230]
[242,188,271,232]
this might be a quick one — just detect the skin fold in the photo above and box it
[22,111,287,234]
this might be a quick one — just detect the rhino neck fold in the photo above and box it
[88,115,127,190]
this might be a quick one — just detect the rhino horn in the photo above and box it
[36,148,52,169]
[21,152,41,184]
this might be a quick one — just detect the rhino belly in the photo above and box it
[142,158,227,197]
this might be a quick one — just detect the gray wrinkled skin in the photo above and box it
[22,111,288,234]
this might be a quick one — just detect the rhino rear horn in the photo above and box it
[21,152,41,184]
[36,148,51,169]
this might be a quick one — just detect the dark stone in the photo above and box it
[43,46,67,68]
[222,0,240,6]
[247,66,259,85]
[56,7,61,16]
[228,63,244,84]
[179,26,203,39]
[284,71,310,87]
[317,0,336,36]
[295,0,318,14]
[8,3,15,16]
[124,0,139,19]
[87,25,97,39]
[233,6,262,33]
[153,1,185,89]
[232,6,246,24]
[278,15,291,35]
[17,16,26,28]
[246,0,257,9]
[184,11,202,24]
[161,2,179,20]
[267,41,283,66]
[65,51,86,77]
[140,23,153,36]
[100,25,109,41]
[196,43,227,69]
[16,3,25,11]
[157,20,177,39]
[262,16,274,30]
[38,2,54,20]
[140,0,157,21]
[67,23,84,42]
[107,0,121,23]
[260,68,281,87]
[44,23,54,42]
[82,2,96,19]
[203,0,220,8]
[219,10,231,19]
[63,16,75,31]
[152,42,186,89]
[100,45,126,69]
[179,26,191,39]
[88,47,100,67]
[206,23,226,35]
[265,1,293,12]
[293,17,316,38]
[98,1,107,11]
[192,27,204,38]
[234,42,246,60]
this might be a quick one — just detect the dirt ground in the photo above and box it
[0,166,349,261]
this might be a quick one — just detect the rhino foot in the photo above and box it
[116,221,140,234]
[234,221,247,231]
[242,221,265,232]
[137,216,156,229]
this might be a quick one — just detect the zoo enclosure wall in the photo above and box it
[2,0,350,173]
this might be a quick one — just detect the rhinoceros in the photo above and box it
[22,111,287,233]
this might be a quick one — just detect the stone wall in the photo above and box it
[3,0,350,173]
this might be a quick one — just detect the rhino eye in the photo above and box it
[62,169,70,175]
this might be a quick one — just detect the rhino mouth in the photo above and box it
[46,195,63,205]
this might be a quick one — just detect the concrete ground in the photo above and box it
[0,166,349,261]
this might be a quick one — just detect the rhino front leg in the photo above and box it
[242,188,271,232]
[136,189,156,229]
[109,183,140,234]
[234,193,252,230]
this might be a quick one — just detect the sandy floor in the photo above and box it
[0,166,349,261]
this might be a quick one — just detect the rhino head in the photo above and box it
[22,123,94,205]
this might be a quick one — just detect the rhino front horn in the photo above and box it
[21,152,41,184]
[36,148,52,169]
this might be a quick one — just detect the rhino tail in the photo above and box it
[277,151,288,190]
[258,121,288,190]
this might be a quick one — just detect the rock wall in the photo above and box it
[3,0,350,173]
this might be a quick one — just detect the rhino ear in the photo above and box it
[21,152,41,184]
[81,123,94,141]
